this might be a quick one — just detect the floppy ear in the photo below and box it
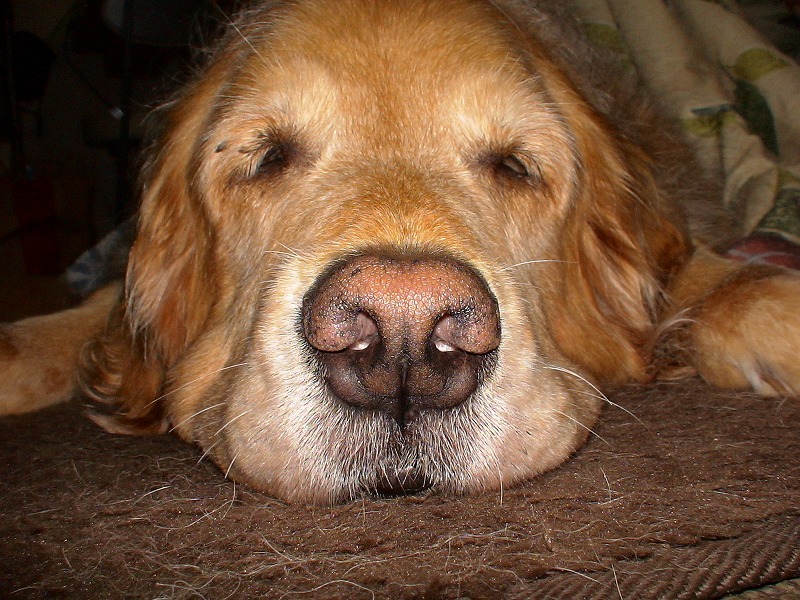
[125,84,218,366]
[547,112,690,384]
[79,299,169,434]
[79,61,230,433]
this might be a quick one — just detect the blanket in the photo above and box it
[573,0,800,265]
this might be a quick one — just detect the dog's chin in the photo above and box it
[337,423,441,501]
[220,392,503,504]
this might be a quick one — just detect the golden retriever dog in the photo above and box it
[2,0,799,504]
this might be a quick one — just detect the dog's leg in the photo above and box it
[0,284,120,415]
[666,247,800,396]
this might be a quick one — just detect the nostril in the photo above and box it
[302,302,379,353]
[348,312,379,351]
[431,315,459,353]
[430,312,501,356]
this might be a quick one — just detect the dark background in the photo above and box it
[0,0,241,318]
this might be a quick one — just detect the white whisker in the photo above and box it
[224,452,240,479]
[144,362,248,408]
[550,407,609,446]
[215,7,269,69]
[544,364,644,425]
[170,402,227,432]
[262,250,298,258]
[275,242,303,257]
[197,440,219,464]
[214,408,253,437]
[502,258,572,271]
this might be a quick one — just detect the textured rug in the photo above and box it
[1,379,798,599]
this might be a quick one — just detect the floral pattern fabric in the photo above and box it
[571,0,800,245]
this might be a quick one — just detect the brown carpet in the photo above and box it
[1,379,798,599]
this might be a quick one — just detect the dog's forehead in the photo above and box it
[267,0,520,71]
[230,0,543,137]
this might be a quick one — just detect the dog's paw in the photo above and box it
[0,285,120,416]
[691,270,800,397]
[0,314,87,415]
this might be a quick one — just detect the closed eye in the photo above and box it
[251,140,297,177]
[495,154,529,178]
[233,127,304,181]
[480,150,542,186]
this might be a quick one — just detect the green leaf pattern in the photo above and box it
[732,48,790,82]
[683,107,737,138]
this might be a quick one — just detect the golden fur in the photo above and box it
[2,0,799,504]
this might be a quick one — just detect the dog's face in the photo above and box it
[114,0,686,503]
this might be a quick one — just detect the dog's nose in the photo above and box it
[302,254,500,426]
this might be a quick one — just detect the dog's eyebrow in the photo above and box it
[235,127,297,153]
